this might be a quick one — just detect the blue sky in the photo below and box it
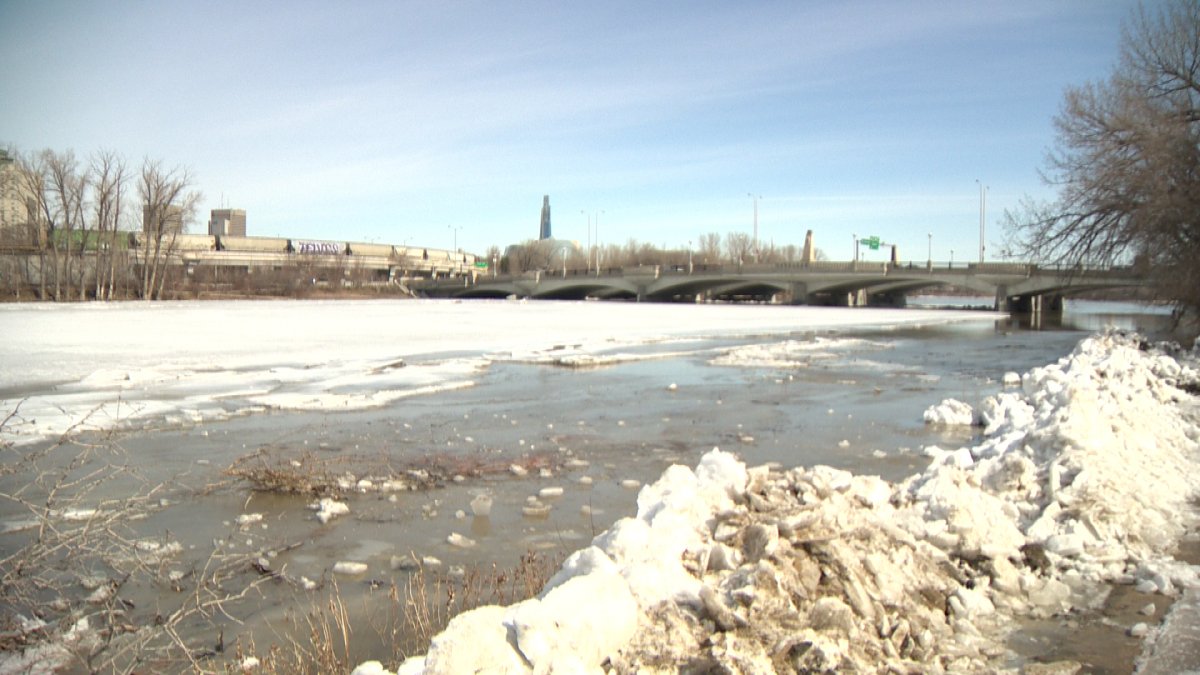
[0,1,1154,261]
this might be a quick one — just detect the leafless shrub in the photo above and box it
[0,411,303,673]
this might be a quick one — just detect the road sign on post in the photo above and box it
[865,236,881,251]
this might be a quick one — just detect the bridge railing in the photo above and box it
[409,259,1143,291]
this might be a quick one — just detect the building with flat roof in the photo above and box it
[208,208,246,237]
[143,204,185,236]
[0,150,27,234]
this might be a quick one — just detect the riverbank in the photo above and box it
[356,331,1200,674]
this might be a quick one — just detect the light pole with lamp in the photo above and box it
[852,233,858,263]
[927,232,932,268]
[448,225,462,276]
[688,240,693,274]
[581,209,605,274]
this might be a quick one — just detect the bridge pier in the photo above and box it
[835,289,867,307]
[785,282,809,305]
[1001,293,1064,315]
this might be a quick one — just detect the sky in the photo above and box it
[0,0,1160,262]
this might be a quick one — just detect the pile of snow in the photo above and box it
[900,332,1200,593]
[354,332,1200,674]
[922,398,978,426]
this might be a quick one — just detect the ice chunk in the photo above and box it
[310,498,349,524]
[469,493,493,517]
[923,398,977,426]
[333,561,368,575]
[423,606,530,673]
[508,569,638,672]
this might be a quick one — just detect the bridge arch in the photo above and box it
[414,263,1147,310]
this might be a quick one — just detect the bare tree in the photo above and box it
[697,232,722,265]
[724,232,753,266]
[1007,0,1200,320]
[504,239,558,274]
[90,151,128,301]
[483,245,501,275]
[137,159,199,300]
[15,151,54,299]
[44,150,89,300]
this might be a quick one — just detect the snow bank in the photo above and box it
[901,332,1200,592]
[360,331,1199,674]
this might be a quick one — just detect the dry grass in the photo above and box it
[235,550,565,674]
[399,549,564,654]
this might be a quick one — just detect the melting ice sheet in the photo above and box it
[0,299,998,445]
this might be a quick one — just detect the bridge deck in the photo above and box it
[413,261,1145,309]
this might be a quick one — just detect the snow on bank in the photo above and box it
[354,332,1200,674]
[0,300,996,445]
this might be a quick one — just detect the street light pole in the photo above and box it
[748,193,760,263]
[448,225,462,275]
[591,209,604,274]
[852,233,857,263]
[927,232,932,265]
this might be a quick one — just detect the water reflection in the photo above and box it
[911,294,1175,337]
[1004,301,1175,336]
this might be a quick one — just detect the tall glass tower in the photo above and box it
[539,195,552,240]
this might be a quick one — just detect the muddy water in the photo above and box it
[0,301,1177,669]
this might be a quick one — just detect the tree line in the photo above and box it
[489,231,826,276]
[0,147,199,301]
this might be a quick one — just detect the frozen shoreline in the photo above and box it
[0,299,1000,446]
[354,331,1200,674]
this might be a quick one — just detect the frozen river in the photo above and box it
[0,298,1177,671]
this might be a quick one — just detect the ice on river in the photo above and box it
[360,331,1200,674]
[0,299,997,445]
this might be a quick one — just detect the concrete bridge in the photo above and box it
[414,260,1147,312]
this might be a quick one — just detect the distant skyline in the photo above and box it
[0,1,1160,261]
